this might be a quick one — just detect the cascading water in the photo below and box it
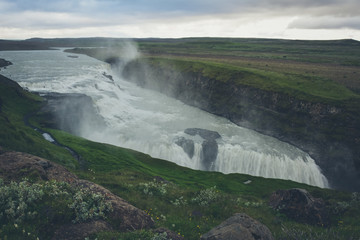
[0,48,329,188]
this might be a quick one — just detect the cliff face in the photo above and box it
[120,59,360,191]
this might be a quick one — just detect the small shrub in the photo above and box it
[170,196,187,206]
[330,192,360,215]
[236,197,263,208]
[69,189,112,223]
[191,186,218,206]
[0,178,112,229]
[151,232,168,240]
[351,192,360,203]
[332,201,350,214]
[0,178,44,224]
[138,180,167,196]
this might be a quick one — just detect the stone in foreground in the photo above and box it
[201,213,274,240]
[269,188,328,226]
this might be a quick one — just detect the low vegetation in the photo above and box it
[0,75,77,168]
[0,179,112,239]
[43,129,359,239]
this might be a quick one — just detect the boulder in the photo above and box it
[0,151,155,235]
[52,220,111,240]
[269,188,328,226]
[0,58,12,68]
[183,128,221,170]
[201,213,274,240]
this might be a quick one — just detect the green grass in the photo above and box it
[0,75,77,168]
[136,38,360,66]
[144,57,359,103]
[47,129,360,239]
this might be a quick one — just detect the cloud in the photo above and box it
[256,0,360,16]
[0,11,109,29]
[1,0,360,40]
[289,16,360,30]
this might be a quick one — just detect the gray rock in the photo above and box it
[52,220,111,240]
[0,58,12,68]
[201,140,218,171]
[183,128,221,170]
[184,128,221,141]
[175,137,195,159]
[269,188,328,226]
[201,213,274,240]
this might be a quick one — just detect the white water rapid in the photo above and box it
[0,49,329,188]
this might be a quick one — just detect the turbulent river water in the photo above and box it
[0,49,329,188]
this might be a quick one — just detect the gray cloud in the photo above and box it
[0,11,109,29]
[244,0,360,18]
[2,0,360,18]
[289,16,360,30]
[1,0,360,39]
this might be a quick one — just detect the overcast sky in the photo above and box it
[1,0,360,40]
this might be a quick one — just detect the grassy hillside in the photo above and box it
[135,38,360,105]
[0,73,360,239]
[143,57,359,104]
[0,75,77,169]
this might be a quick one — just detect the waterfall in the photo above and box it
[216,144,328,187]
[0,49,329,188]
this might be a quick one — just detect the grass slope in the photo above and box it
[0,74,359,239]
[135,38,360,107]
[144,57,359,103]
[0,75,77,168]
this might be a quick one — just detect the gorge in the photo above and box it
[65,40,360,191]
[0,48,330,189]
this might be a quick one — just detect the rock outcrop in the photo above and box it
[0,150,155,238]
[0,58,12,68]
[269,188,328,226]
[37,92,107,136]
[201,213,274,240]
[184,128,221,140]
[176,128,221,170]
[175,137,195,159]
[52,220,112,240]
